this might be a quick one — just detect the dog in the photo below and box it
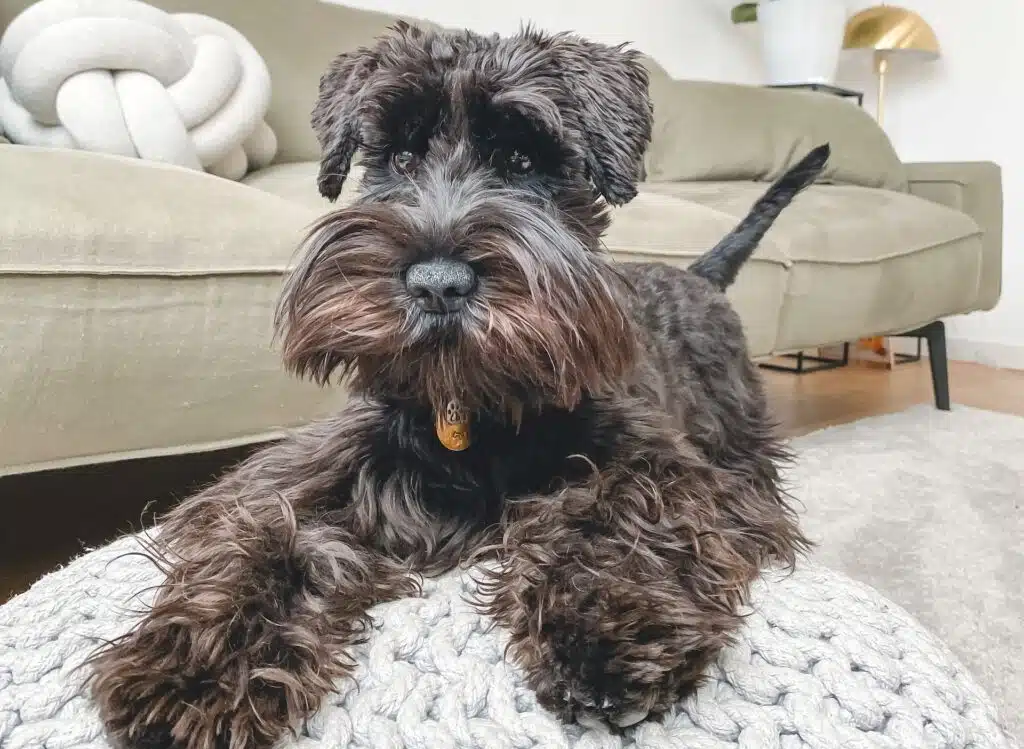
[88,22,827,749]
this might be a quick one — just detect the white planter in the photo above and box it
[759,0,848,85]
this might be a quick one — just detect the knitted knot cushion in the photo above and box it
[0,0,277,180]
[0,533,1016,749]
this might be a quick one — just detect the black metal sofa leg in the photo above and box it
[894,321,951,411]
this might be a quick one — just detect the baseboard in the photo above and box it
[946,338,1024,371]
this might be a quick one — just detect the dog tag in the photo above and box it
[436,399,471,451]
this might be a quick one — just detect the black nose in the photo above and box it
[405,258,476,313]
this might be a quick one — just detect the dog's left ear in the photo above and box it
[311,45,381,201]
[554,37,653,205]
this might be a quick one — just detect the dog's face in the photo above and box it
[275,23,653,415]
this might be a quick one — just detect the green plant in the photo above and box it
[731,2,758,23]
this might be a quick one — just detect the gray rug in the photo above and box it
[788,404,1024,742]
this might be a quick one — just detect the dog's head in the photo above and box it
[275,23,653,415]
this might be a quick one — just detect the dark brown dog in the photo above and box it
[88,22,826,749]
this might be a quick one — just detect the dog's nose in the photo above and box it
[405,258,476,313]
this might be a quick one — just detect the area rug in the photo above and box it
[787,404,1024,742]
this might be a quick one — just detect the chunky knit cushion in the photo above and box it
[0,533,1017,749]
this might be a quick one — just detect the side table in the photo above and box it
[766,82,864,106]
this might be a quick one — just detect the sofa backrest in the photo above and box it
[642,74,909,192]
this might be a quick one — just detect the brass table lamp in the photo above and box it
[842,5,940,125]
[843,6,940,367]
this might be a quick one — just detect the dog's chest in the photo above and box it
[382,401,624,521]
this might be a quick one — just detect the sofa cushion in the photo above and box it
[644,78,909,192]
[635,181,985,351]
[0,146,345,476]
[605,188,790,355]
[638,181,982,263]
[767,187,985,350]
[242,161,354,213]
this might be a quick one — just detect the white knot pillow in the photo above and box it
[0,0,278,180]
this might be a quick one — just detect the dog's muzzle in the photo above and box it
[405,257,477,314]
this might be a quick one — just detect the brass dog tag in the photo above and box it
[436,399,471,451]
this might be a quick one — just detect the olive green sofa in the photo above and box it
[0,0,1001,475]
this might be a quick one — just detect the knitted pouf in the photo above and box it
[0,0,277,180]
[0,533,1017,749]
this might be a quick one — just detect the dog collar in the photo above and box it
[435,399,471,451]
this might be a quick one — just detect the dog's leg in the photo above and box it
[88,400,416,749]
[481,399,800,728]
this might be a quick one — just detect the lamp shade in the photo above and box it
[843,6,940,59]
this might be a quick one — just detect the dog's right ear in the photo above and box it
[311,46,380,202]
[545,34,654,206]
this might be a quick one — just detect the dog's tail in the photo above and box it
[688,142,830,291]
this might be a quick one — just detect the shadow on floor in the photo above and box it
[1,445,261,602]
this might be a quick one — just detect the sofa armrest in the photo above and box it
[0,145,329,475]
[904,161,1003,311]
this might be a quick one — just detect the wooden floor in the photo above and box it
[2,358,1022,602]
[764,357,1024,436]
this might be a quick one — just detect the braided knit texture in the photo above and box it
[0,0,278,180]
[0,532,1016,749]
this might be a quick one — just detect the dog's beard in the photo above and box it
[275,198,637,416]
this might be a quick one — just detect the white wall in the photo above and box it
[337,0,762,81]
[333,0,1022,368]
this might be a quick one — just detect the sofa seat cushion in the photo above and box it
[0,146,345,476]
[605,187,792,355]
[242,161,342,212]
[241,160,368,210]
[637,180,983,262]
[635,181,985,351]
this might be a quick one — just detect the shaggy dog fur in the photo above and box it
[87,22,828,749]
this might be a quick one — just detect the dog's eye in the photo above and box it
[505,149,534,175]
[391,150,420,174]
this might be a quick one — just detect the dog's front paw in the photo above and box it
[528,601,664,728]
[88,622,305,749]
[530,648,653,730]
[90,640,225,749]
[515,571,732,730]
